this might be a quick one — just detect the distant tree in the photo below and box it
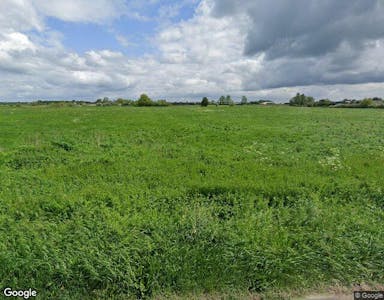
[225,95,233,105]
[156,99,170,106]
[218,95,226,105]
[115,98,124,106]
[201,97,209,107]
[137,94,153,106]
[289,93,315,107]
[241,96,248,105]
[360,98,374,108]
[95,97,113,106]
[218,95,234,105]
[315,99,332,107]
[116,98,134,106]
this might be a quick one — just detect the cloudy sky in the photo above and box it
[1,0,384,102]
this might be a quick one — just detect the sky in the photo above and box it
[1,0,384,102]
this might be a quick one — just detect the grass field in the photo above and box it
[0,105,383,299]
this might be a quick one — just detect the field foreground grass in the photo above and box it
[0,105,383,299]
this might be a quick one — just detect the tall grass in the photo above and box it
[0,105,383,298]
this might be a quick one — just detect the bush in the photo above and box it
[156,100,170,107]
[359,98,374,108]
[289,93,315,107]
[201,97,209,107]
[136,94,153,107]
[315,99,332,107]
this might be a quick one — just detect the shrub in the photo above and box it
[359,98,374,108]
[289,93,315,107]
[201,97,209,107]
[136,94,153,107]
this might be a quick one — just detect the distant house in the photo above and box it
[259,101,274,105]
[343,99,353,104]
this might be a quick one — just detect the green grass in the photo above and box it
[0,105,383,299]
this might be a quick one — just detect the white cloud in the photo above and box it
[115,34,131,47]
[0,0,251,100]
[0,0,43,32]
[72,71,112,85]
[0,32,36,52]
[32,0,127,23]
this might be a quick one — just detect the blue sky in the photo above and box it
[1,0,384,101]
[45,1,197,56]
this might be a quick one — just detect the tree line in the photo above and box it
[1,92,383,108]
[289,93,384,108]
[200,95,275,107]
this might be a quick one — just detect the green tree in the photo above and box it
[156,100,170,106]
[315,99,332,107]
[225,95,233,105]
[289,93,315,107]
[137,94,153,106]
[201,97,209,107]
[115,98,125,106]
[360,98,374,108]
[241,96,248,105]
[218,95,226,105]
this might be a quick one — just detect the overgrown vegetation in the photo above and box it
[0,105,384,299]
[289,93,384,108]
[95,94,170,107]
